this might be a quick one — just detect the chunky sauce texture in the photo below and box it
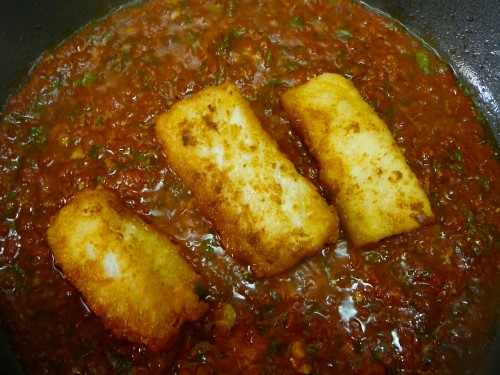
[0,0,499,373]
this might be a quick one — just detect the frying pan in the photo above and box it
[0,0,498,374]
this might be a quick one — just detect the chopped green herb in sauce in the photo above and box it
[73,72,99,87]
[290,16,305,28]
[416,51,431,76]
[336,29,353,40]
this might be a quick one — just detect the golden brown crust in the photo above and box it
[281,73,434,247]
[155,82,338,277]
[46,189,207,351]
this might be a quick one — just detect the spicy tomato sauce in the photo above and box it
[0,0,499,374]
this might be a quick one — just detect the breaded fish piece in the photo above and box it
[46,189,207,351]
[155,82,338,277]
[281,73,434,247]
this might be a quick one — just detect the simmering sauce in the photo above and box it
[1,0,499,373]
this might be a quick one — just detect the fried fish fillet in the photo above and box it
[46,189,207,351]
[281,73,434,247]
[155,82,338,277]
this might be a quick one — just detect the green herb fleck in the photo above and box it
[114,164,131,173]
[193,280,208,297]
[290,16,305,28]
[420,268,433,279]
[4,187,20,202]
[261,305,277,318]
[209,3,225,14]
[213,67,228,84]
[366,251,383,263]
[96,115,106,126]
[450,163,464,174]
[201,240,216,259]
[215,33,231,56]
[283,59,300,71]
[29,127,47,143]
[477,174,490,190]
[73,72,98,87]
[13,264,25,277]
[90,145,104,159]
[336,29,353,40]
[464,208,478,233]
[232,27,246,39]
[133,151,149,163]
[267,77,282,86]
[416,52,431,76]
[268,339,283,356]
[265,51,273,67]
[472,244,483,256]
[178,14,192,25]
[68,106,80,119]
[436,62,449,74]
[269,289,282,302]
[453,149,464,163]
[106,351,133,374]
[95,176,105,185]
[306,344,319,357]
[133,151,153,170]
[49,77,62,92]
[353,340,364,353]
[5,219,17,231]
[11,264,26,294]
[187,29,197,44]
[387,24,399,31]
[200,233,219,260]
[168,180,186,199]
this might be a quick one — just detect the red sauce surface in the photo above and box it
[1,0,499,373]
